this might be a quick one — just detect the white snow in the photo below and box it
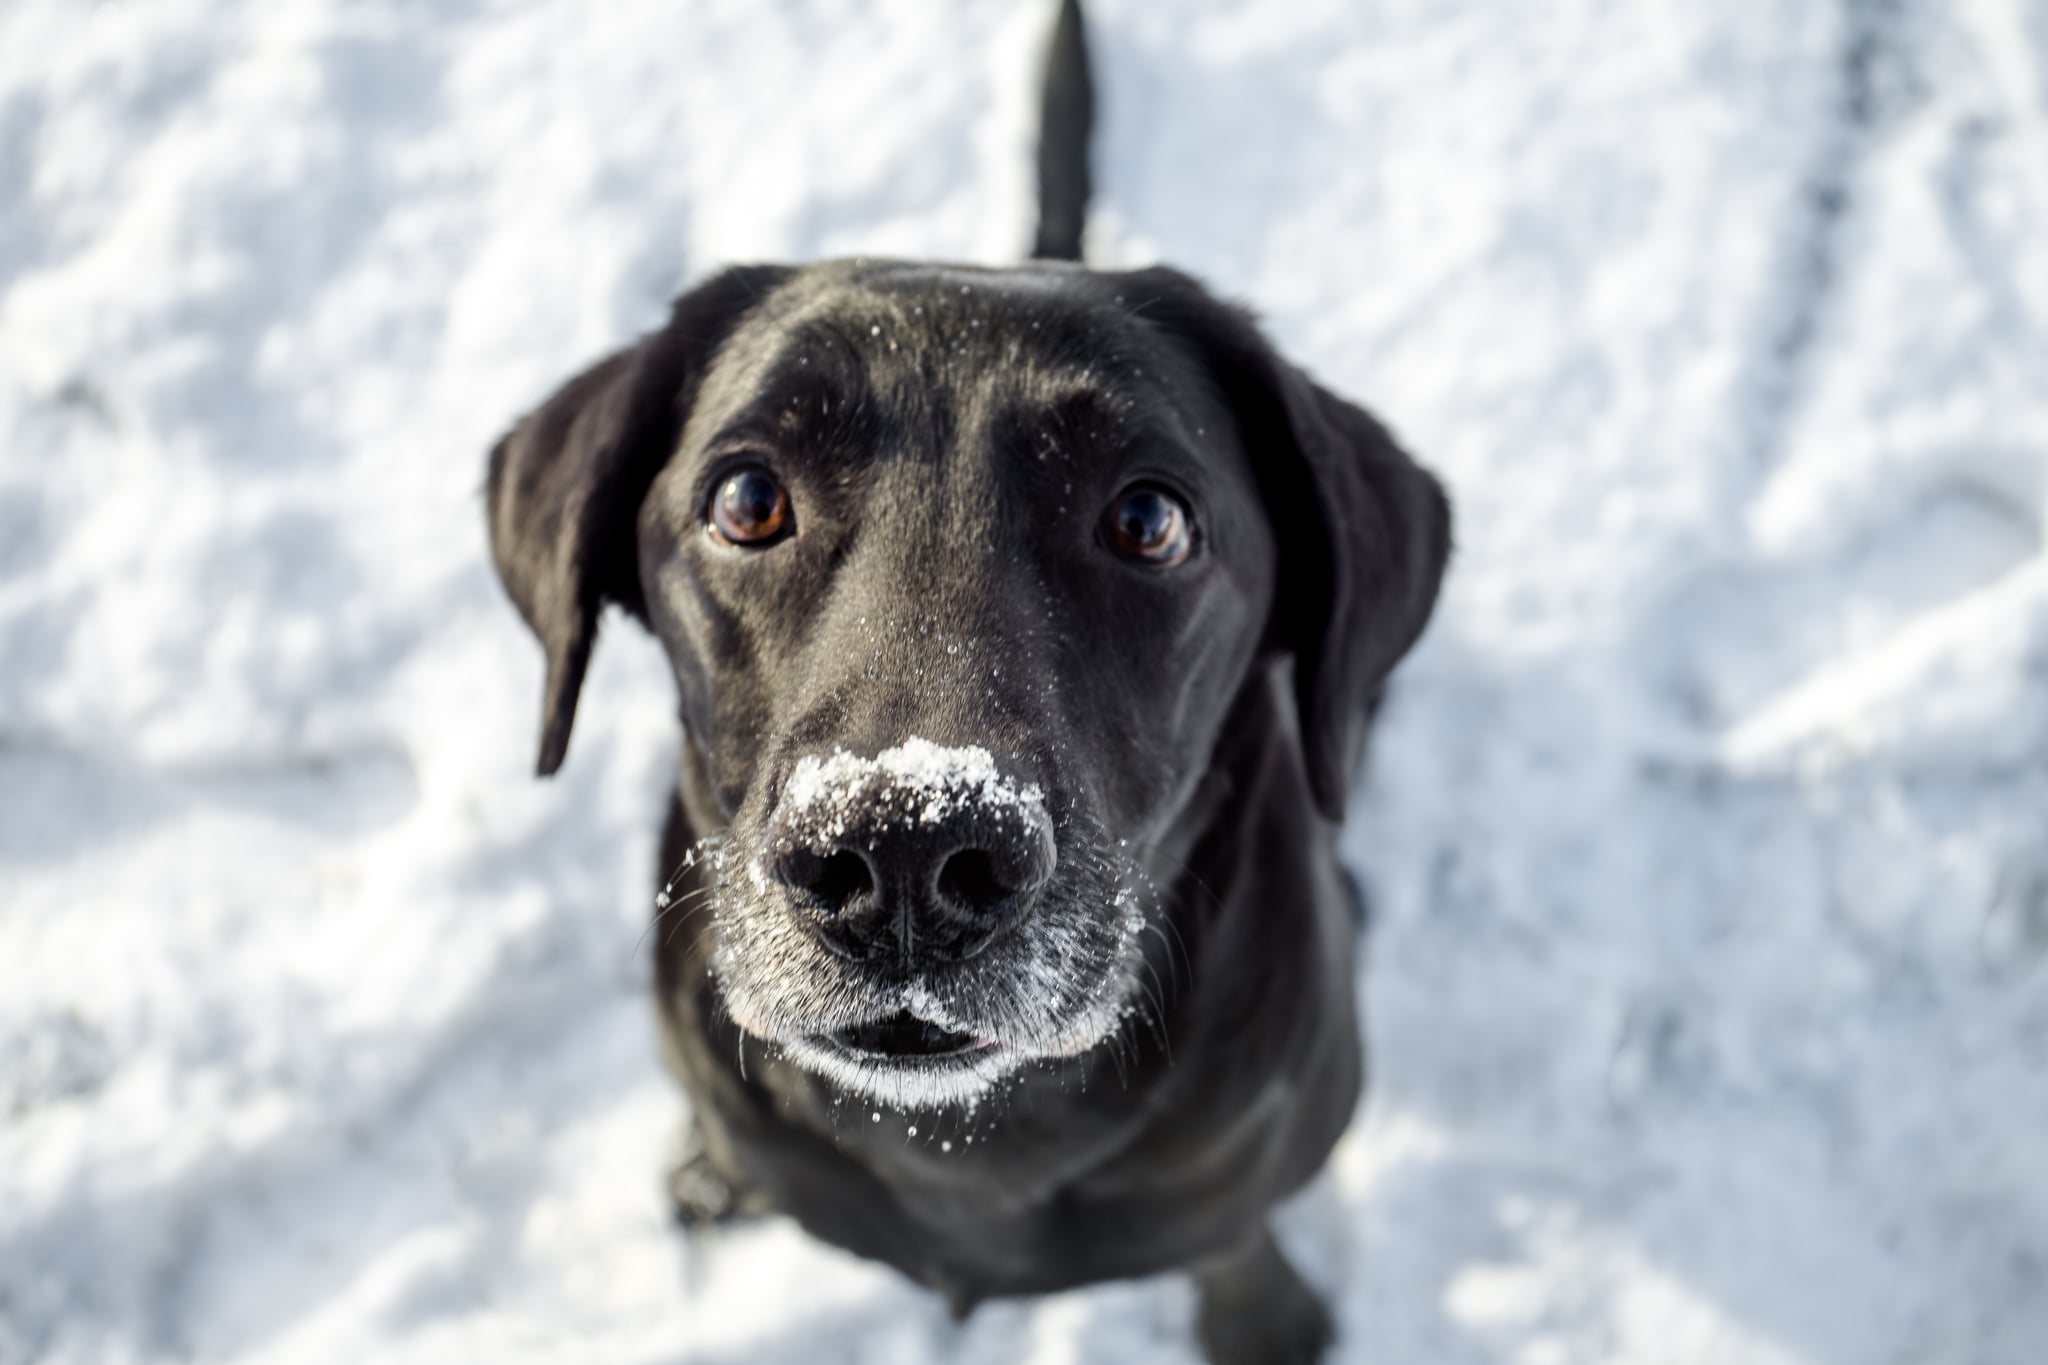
[781,739,1047,842]
[3,1,2045,1363]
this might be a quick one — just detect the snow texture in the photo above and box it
[2,0,2045,1362]
[781,740,1047,843]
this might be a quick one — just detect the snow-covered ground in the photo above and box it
[3,0,2044,1360]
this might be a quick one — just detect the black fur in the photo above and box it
[484,7,1448,1363]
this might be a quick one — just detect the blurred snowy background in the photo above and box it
[2,0,2045,1361]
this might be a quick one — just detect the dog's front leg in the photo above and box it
[1192,1227,1334,1365]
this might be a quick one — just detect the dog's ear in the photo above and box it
[1121,267,1452,821]
[486,266,790,776]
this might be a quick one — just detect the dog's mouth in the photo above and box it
[821,1010,999,1062]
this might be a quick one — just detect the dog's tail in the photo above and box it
[1030,0,1094,262]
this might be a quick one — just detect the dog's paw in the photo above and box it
[1194,1233,1335,1365]
[667,1128,771,1228]
[669,1151,739,1226]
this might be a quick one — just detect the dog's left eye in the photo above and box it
[708,468,793,546]
[1103,485,1193,567]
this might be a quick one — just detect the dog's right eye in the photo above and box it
[707,468,793,546]
[1103,485,1193,567]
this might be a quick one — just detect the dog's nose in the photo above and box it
[769,745,1055,963]
[775,810,1056,962]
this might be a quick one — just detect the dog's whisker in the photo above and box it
[633,892,712,963]
[659,892,724,954]
[658,835,729,895]
[1134,953,1172,1032]
[1101,1018,1130,1088]
[634,884,721,961]
[1140,919,1192,1000]
[1134,841,1229,918]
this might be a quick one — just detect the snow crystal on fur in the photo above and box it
[781,739,1046,840]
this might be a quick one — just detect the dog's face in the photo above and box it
[487,260,1448,1108]
[635,263,1277,1105]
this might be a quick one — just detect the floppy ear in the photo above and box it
[1121,268,1452,821]
[486,266,790,776]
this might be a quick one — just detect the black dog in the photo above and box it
[485,4,1448,1360]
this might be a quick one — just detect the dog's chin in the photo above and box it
[732,974,1141,1110]
[780,1030,1018,1109]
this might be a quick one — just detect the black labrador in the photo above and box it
[485,4,1449,1360]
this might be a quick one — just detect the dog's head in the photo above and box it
[487,260,1448,1107]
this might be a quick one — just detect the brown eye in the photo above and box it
[708,468,792,546]
[1104,486,1192,566]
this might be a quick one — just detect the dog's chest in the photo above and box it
[756,1048,1320,1296]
